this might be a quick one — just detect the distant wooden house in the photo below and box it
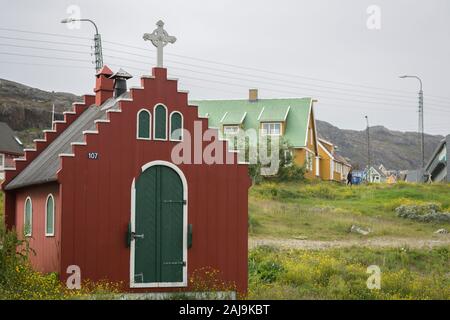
[386,174,397,184]
[0,122,24,180]
[367,166,386,183]
[425,136,449,183]
[317,138,352,182]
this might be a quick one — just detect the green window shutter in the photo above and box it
[46,195,54,235]
[170,112,182,141]
[138,110,150,139]
[154,105,167,140]
[24,198,32,236]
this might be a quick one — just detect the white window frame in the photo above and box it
[306,151,314,172]
[0,153,4,170]
[45,194,55,237]
[261,122,282,136]
[24,196,32,237]
[153,104,168,141]
[223,125,240,135]
[169,111,184,142]
[136,109,152,140]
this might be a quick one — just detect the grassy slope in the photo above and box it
[249,182,450,240]
[248,245,450,299]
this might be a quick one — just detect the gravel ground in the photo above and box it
[249,235,450,250]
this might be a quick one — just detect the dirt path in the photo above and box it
[249,235,450,250]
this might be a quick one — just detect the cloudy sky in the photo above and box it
[1,0,449,135]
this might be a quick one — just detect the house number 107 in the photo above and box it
[88,152,99,160]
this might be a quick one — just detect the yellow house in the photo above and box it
[193,90,348,181]
[318,138,352,182]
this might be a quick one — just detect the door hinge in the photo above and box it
[163,261,186,267]
[162,199,186,205]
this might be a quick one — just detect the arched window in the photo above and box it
[137,109,151,139]
[153,104,167,140]
[170,112,183,141]
[45,194,55,237]
[24,197,32,237]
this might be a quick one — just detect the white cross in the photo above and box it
[143,20,176,68]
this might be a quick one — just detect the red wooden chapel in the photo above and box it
[1,21,250,294]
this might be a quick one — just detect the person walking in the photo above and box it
[347,170,353,186]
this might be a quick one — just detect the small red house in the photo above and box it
[1,64,250,294]
[0,122,24,180]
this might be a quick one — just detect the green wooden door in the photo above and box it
[134,165,185,285]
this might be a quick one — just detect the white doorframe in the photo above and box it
[130,160,188,288]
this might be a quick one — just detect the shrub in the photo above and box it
[304,184,338,200]
[276,164,305,182]
[0,223,119,300]
[249,246,285,284]
[248,214,261,233]
[395,203,450,223]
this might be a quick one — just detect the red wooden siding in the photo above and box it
[57,68,251,293]
[14,182,61,274]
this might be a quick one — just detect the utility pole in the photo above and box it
[365,115,371,183]
[399,75,425,181]
[61,18,103,72]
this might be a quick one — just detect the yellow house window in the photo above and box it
[306,151,314,171]
[261,122,282,136]
[223,125,240,135]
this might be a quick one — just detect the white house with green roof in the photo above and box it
[191,89,322,180]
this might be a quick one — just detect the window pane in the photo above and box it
[154,105,167,139]
[0,154,4,167]
[170,113,182,140]
[46,196,54,235]
[138,110,150,139]
[24,198,32,236]
[224,125,239,135]
[272,123,280,135]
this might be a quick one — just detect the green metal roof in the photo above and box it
[191,98,313,148]
[221,110,247,125]
[259,105,290,122]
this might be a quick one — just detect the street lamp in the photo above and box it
[61,18,103,71]
[399,75,425,181]
[365,115,371,183]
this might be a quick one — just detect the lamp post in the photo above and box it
[399,75,424,181]
[365,115,371,183]
[61,18,103,72]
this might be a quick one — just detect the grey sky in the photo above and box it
[1,0,449,135]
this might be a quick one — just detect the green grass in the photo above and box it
[249,181,450,240]
[248,245,450,299]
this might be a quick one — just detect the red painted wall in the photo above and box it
[57,68,250,293]
[3,153,19,168]
[14,182,61,274]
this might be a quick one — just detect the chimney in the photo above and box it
[249,89,258,102]
[109,68,132,98]
[94,65,114,105]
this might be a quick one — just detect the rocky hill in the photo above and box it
[0,79,81,145]
[0,78,444,170]
[316,120,444,170]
